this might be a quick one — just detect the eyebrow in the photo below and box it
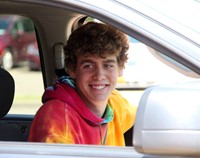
[80,59,94,65]
[80,59,117,65]
[103,59,117,64]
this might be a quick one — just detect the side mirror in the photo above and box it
[133,81,200,156]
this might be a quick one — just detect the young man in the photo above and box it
[28,22,137,146]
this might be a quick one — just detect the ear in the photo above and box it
[68,69,76,78]
[118,69,123,77]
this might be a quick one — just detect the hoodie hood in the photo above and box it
[42,76,113,125]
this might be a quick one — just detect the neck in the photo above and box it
[76,89,108,117]
[79,98,106,117]
[87,101,107,117]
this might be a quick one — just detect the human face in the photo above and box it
[69,54,123,107]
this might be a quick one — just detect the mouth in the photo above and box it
[90,84,109,90]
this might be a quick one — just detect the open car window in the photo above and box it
[2,15,199,116]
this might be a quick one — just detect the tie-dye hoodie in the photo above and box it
[28,76,137,146]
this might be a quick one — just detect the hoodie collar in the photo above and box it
[58,75,75,88]
[42,75,114,125]
[102,104,114,124]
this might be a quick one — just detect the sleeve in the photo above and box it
[28,100,75,144]
[108,90,137,133]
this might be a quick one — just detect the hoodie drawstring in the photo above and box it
[99,123,108,145]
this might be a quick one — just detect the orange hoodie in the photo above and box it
[28,76,137,146]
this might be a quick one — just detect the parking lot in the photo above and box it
[8,66,43,114]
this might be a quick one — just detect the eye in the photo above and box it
[104,64,114,69]
[82,63,94,69]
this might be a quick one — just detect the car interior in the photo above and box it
[0,67,14,118]
[0,67,30,141]
[0,1,135,145]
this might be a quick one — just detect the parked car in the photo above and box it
[0,0,200,158]
[0,15,37,70]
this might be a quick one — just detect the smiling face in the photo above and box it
[65,22,129,116]
[69,54,123,109]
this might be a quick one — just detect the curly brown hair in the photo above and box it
[64,22,129,71]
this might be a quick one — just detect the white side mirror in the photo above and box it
[133,81,200,156]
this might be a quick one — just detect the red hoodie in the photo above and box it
[28,79,136,146]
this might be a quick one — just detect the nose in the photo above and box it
[92,66,105,80]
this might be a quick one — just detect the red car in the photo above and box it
[0,15,37,69]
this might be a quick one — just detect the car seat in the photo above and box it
[0,67,27,141]
[0,67,14,117]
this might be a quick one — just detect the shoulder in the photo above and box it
[40,99,65,110]
[35,99,69,118]
[108,90,137,132]
[108,89,137,119]
[108,90,130,108]
[33,99,79,125]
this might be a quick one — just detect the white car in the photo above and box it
[0,0,200,157]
